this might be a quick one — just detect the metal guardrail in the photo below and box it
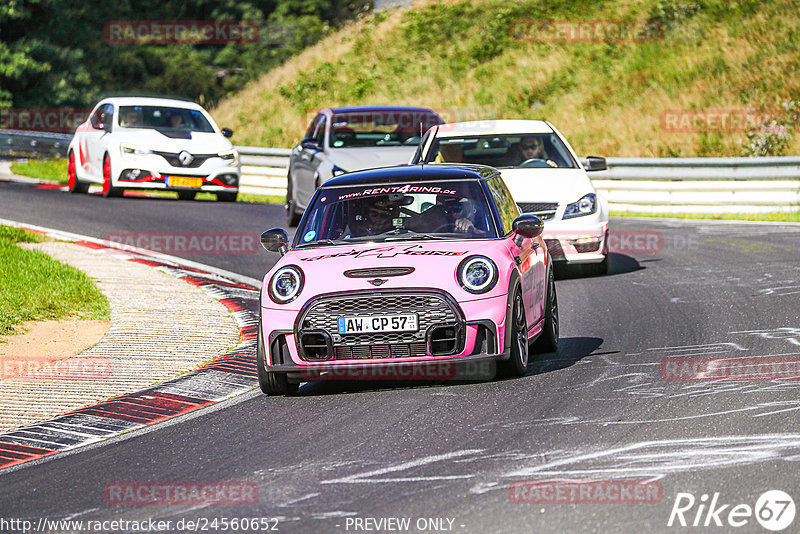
[0,130,73,157]
[236,146,291,197]
[3,131,799,213]
[590,157,800,213]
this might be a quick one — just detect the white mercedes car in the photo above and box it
[286,105,443,225]
[67,97,240,201]
[411,120,610,275]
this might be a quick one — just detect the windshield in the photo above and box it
[296,180,498,246]
[118,106,215,133]
[424,133,578,169]
[329,110,442,148]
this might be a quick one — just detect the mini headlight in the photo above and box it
[268,265,304,304]
[120,144,152,157]
[563,193,597,219]
[457,256,498,294]
[218,149,239,166]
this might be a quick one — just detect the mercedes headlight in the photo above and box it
[457,256,498,294]
[268,265,304,304]
[121,144,152,157]
[563,193,597,219]
[332,165,347,177]
[218,149,239,166]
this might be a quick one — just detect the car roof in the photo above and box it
[322,163,500,188]
[327,105,440,115]
[432,119,555,137]
[96,97,205,111]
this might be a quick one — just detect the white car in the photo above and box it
[286,105,443,225]
[66,97,240,201]
[411,120,610,275]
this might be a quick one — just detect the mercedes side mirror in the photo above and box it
[261,228,289,255]
[221,127,234,138]
[300,137,320,151]
[512,214,544,239]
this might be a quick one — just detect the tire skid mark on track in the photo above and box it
[0,235,261,472]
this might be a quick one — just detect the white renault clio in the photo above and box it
[67,97,240,201]
[411,120,609,274]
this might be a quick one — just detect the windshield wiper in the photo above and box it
[384,233,449,241]
[294,239,349,248]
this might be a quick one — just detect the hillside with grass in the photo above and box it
[212,0,799,157]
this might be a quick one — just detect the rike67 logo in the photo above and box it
[668,490,795,531]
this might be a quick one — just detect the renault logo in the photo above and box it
[178,151,194,166]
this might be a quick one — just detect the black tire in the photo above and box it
[286,176,301,227]
[498,288,529,377]
[217,192,237,202]
[257,325,298,396]
[532,267,559,353]
[67,151,88,194]
[177,191,197,201]
[101,155,123,198]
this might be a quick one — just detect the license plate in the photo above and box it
[167,176,203,188]
[338,314,418,334]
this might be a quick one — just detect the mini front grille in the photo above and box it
[517,202,558,221]
[545,239,566,260]
[297,291,463,361]
[334,343,428,360]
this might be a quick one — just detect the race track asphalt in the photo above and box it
[1,182,799,533]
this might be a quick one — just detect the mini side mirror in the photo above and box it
[512,214,544,239]
[584,156,607,172]
[221,128,234,138]
[261,228,289,255]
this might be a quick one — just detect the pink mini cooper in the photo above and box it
[257,164,558,395]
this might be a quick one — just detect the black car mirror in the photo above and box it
[261,228,289,255]
[221,127,234,138]
[584,156,607,171]
[300,137,320,150]
[512,214,544,239]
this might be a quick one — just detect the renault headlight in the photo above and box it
[121,144,152,157]
[457,256,498,294]
[218,149,239,166]
[268,265,304,304]
[563,193,597,219]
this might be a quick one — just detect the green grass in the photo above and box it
[10,158,68,184]
[213,0,800,158]
[611,210,800,222]
[0,225,110,336]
